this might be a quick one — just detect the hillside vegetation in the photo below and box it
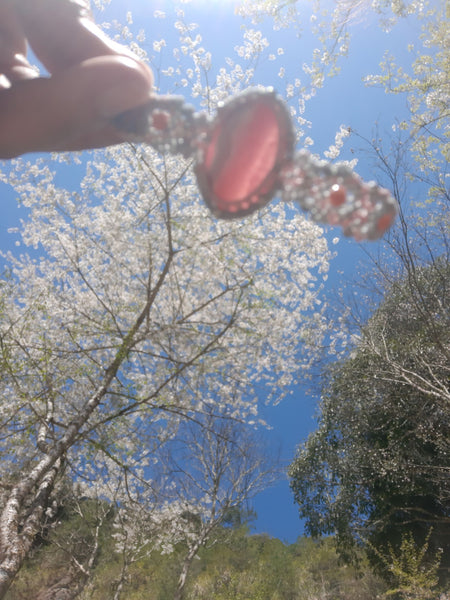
[5,501,386,600]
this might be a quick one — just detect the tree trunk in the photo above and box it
[0,318,147,598]
[174,542,202,600]
[0,459,61,598]
[112,560,130,600]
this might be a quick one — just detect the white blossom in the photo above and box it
[153,39,166,52]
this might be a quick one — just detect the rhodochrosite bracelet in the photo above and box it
[113,88,398,241]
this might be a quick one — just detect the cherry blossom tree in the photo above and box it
[0,4,337,594]
[0,143,331,595]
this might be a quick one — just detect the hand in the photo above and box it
[0,0,153,158]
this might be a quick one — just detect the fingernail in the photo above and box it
[112,102,154,138]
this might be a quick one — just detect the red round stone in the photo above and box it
[195,90,295,219]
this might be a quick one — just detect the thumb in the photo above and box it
[0,55,153,158]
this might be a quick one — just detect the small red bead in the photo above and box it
[152,111,170,131]
[329,184,346,206]
[376,212,395,234]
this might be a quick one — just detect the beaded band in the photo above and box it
[280,151,398,241]
[113,96,209,159]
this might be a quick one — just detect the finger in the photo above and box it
[0,53,39,88]
[0,0,27,57]
[14,0,141,74]
[0,0,37,83]
[0,55,153,158]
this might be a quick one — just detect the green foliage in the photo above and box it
[374,531,442,600]
[4,502,387,600]
[289,258,450,584]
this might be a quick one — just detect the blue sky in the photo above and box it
[0,0,427,544]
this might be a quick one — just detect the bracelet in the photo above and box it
[113,88,398,240]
